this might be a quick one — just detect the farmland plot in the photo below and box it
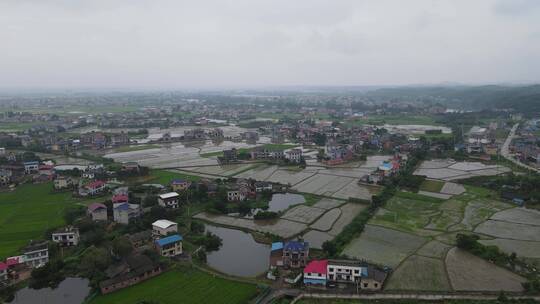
[446,248,526,292]
[342,225,426,267]
[386,255,451,291]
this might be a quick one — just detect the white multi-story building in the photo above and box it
[52,226,80,246]
[285,148,303,163]
[326,259,367,284]
[158,192,180,209]
[23,241,49,268]
[152,219,178,238]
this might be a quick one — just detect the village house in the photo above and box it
[0,169,12,187]
[111,132,130,146]
[99,254,162,295]
[270,241,309,269]
[227,185,247,202]
[250,147,285,161]
[323,142,354,165]
[51,226,80,247]
[112,193,129,204]
[22,241,49,268]
[360,265,388,291]
[184,128,205,141]
[285,148,303,163]
[155,234,183,257]
[121,162,140,174]
[158,192,180,209]
[152,219,178,238]
[303,259,328,286]
[254,181,272,192]
[53,175,74,190]
[23,161,39,174]
[0,262,7,282]
[219,148,238,164]
[113,203,142,225]
[282,241,309,268]
[170,179,191,192]
[87,202,108,221]
[79,180,106,196]
[326,259,367,284]
[128,230,153,249]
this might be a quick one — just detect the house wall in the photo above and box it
[100,267,162,295]
[327,264,366,283]
[360,278,383,290]
[91,209,108,221]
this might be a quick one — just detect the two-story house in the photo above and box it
[51,226,80,246]
[158,192,180,209]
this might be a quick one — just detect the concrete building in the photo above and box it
[155,234,183,257]
[51,226,80,246]
[88,203,108,221]
[113,203,141,225]
[54,175,74,190]
[22,241,49,268]
[152,220,178,238]
[285,148,303,163]
[326,259,367,284]
[158,192,180,209]
[170,179,191,192]
[303,259,328,286]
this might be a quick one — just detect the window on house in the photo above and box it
[329,268,334,272]
[354,269,359,274]
[374,283,378,288]
[363,283,368,288]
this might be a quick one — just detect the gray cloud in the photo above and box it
[0,0,539,89]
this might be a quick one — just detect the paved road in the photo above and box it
[501,123,540,173]
[292,293,540,303]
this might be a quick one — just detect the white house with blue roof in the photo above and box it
[155,234,183,257]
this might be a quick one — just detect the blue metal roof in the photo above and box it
[156,234,183,246]
[271,242,283,251]
[114,203,129,211]
[284,241,308,251]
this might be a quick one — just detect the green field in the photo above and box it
[0,183,94,259]
[113,144,160,153]
[150,169,202,185]
[370,191,445,234]
[89,267,259,304]
[419,179,445,193]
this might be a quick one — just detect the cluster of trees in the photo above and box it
[462,173,540,205]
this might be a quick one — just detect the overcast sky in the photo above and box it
[1,0,540,89]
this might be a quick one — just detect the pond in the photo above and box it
[267,193,305,212]
[205,225,270,277]
[8,277,91,304]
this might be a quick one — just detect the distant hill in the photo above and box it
[364,85,540,112]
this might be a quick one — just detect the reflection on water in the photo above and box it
[267,193,305,212]
[9,277,90,304]
[205,225,269,277]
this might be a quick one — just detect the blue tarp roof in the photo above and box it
[156,234,183,246]
[271,242,283,251]
[284,241,308,251]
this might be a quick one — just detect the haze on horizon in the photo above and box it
[1,0,540,89]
